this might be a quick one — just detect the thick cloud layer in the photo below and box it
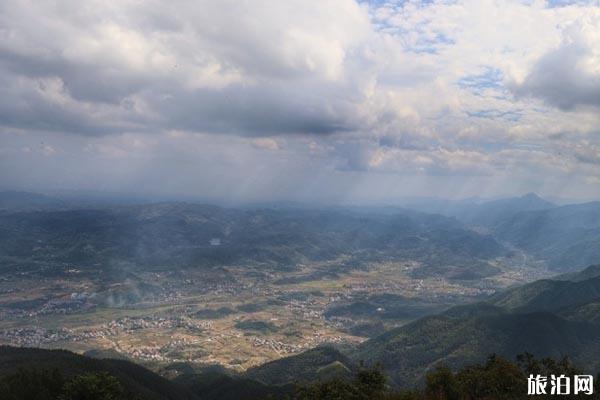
[0,0,373,136]
[515,15,600,110]
[1,0,600,202]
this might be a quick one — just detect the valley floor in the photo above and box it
[0,255,552,372]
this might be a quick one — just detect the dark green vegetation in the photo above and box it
[491,264,600,315]
[0,346,195,399]
[0,346,375,399]
[174,369,293,400]
[415,353,600,400]
[294,354,600,399]
[235,320,279,333]
[4,346,599,399]
[245,346,355,385]
[1,369,126,400]
[193,307,236,320]
[325,294,447,322]
[355,306,600,386]
[0,201,507,280]
[323,293,451,338]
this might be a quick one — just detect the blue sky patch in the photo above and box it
[458,67,505,95]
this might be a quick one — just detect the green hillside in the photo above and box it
[354,305,600,387]
[0,346,195,400]
[351,266,600,387]
[493,202,600,270]
[490,275,600,314]
[244,346,355,385]
[174,370,293,400]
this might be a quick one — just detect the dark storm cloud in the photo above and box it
[0,48,147,104]
[513,19,600,110]
[0,0,372,138]
[0,58,356,137]
[0,68,141,136]
[154,84,355,136]
[0,52,356,137]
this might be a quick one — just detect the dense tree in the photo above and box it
[61,372,124,400]
[2,353,599,399]
[0,368,64,400]
[0,369,126,400]
[425,366,460,400]
[294,365,387,400]
[454,355,525,399]
[294,354,600,400]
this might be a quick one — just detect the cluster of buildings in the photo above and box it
[0,315,213,348]
[105,316,212,333]
[126,337,204,362]
[286,300,324,320]
[0,327,75,346]
[250,332,354,356]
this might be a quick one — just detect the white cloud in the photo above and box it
[513,13,600,109]
[1,0,600,200]
[251,138,280,151]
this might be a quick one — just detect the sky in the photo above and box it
[1,0,600,204]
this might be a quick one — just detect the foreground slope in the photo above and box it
[0,346,196,400]
[0,346,293,400]
[244,346,355,385]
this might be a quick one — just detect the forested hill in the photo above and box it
[0,202,506,280]
[2,345,597,400]
[0,346,195,400]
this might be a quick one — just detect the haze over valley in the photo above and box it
[0,190,598,381]
[2,0,600,398]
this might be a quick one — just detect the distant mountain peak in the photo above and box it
[487,192,551,208]
[520,192,548,202]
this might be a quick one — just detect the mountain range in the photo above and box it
[401,192,600,271]
[0,199,508,280]
[3,190,599,273]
